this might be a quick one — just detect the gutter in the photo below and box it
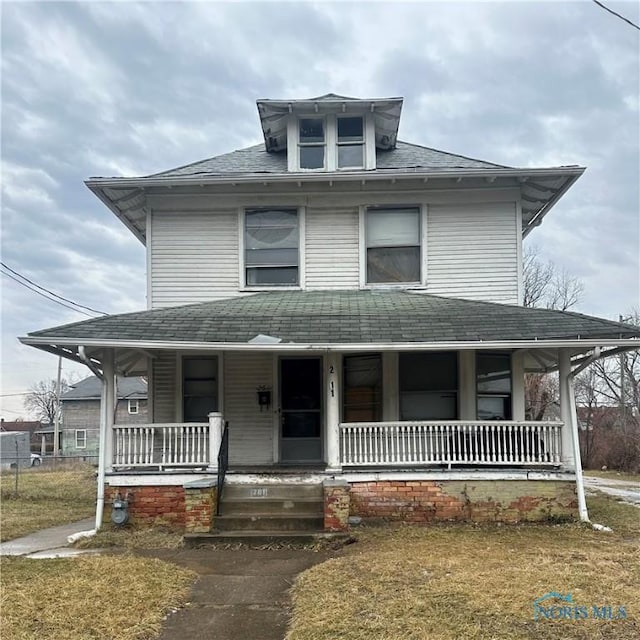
[84,166,586,190]
[19,336,640,353]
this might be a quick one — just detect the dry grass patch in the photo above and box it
[0,468,96,541]
[0,554,195,640]
[584,469,640,483]
[287,497,640,640]
[75,526,184,550]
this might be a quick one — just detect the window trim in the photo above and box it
[75,429,87,449]
[128,399,139,415]
[359,204,427,288]
[239,207,305,291]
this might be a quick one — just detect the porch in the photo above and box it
[109,417,564,471]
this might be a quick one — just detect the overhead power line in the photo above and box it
[592,0,640,31]
[0,261,107,316]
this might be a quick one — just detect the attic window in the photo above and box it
[299,118,325,169]
[337,117,364,169]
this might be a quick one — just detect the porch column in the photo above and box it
[103,351,115,472]
[207,412,224,472]
[459,351,476,420]
[558,349,575,469]
[325,352,341,470]
[382,352,398,421]
[511,351,526,421]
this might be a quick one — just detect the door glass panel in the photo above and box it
[280,358,322,462]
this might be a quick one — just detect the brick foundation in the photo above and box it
[323,479,350,531]
[104,485,186,529]
[349,480,577,524]
[184,482,217,533]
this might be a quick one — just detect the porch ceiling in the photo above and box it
[20,291,640,371]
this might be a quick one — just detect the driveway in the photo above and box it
[584,475,640,507]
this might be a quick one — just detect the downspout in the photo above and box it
[566,347,601,523]
[69,346,107,539]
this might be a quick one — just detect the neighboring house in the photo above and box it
[61,376,148,457]
[20,94,640,533]
[0,419,45,453]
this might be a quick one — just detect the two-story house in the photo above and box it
[21,94,640,535]
[60,376,148,459]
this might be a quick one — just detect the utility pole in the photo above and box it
[54,356,62,457]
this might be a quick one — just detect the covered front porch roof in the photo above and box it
[19,291,640,375]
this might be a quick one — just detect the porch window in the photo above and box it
[399,352,458,420]
[182,357,218,422]
[75,429,86,449]
[245,209,299,286]
[366,207,421,284]
[476,352,512,420]
[343,354,382,422]
[298,118,325,169]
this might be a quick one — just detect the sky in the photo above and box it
[1,0,639,420]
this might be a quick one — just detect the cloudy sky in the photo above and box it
[1,0,638,419]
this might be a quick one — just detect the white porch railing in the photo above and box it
[340,421,563,467]
[113,423,209,469]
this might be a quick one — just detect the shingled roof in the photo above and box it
[151,140,504,179]
[62,376,147,401]
[23,291,640,347]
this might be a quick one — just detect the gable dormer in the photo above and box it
[256,94,403,172]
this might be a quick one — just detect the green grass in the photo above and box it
[0,467,96,541]
[286,495,640,640]
[0,554,195,640]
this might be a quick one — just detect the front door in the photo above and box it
[279,357,322,463]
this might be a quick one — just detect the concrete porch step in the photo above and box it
[214,514,324,532]
[220,497,323,516]
[222,483,323,500]
[184,530,350,547]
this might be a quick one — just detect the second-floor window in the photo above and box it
[245,209,299,286]
[128,399,139,414]
[366,207,421,284]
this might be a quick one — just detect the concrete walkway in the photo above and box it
[136,548,336,640]
[0,518,99,558]
[584,475,640,507]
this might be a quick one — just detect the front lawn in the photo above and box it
[583,469,640,483]
[287,495,640,640]
[0,467,96,541]
[0,555,195,640]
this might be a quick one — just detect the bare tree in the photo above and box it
[523,245,585,420]
[23,379,71,424]
[523,245,584,311]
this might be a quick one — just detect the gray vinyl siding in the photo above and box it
[305,205,360,289]
[426,202,518,303]
[61,399,148,456]
[224,352,274,465]
[153,353,177,422]
[150,210,240,308]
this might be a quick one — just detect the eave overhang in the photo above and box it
[85,165,585,244]
[256,95,404,152]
